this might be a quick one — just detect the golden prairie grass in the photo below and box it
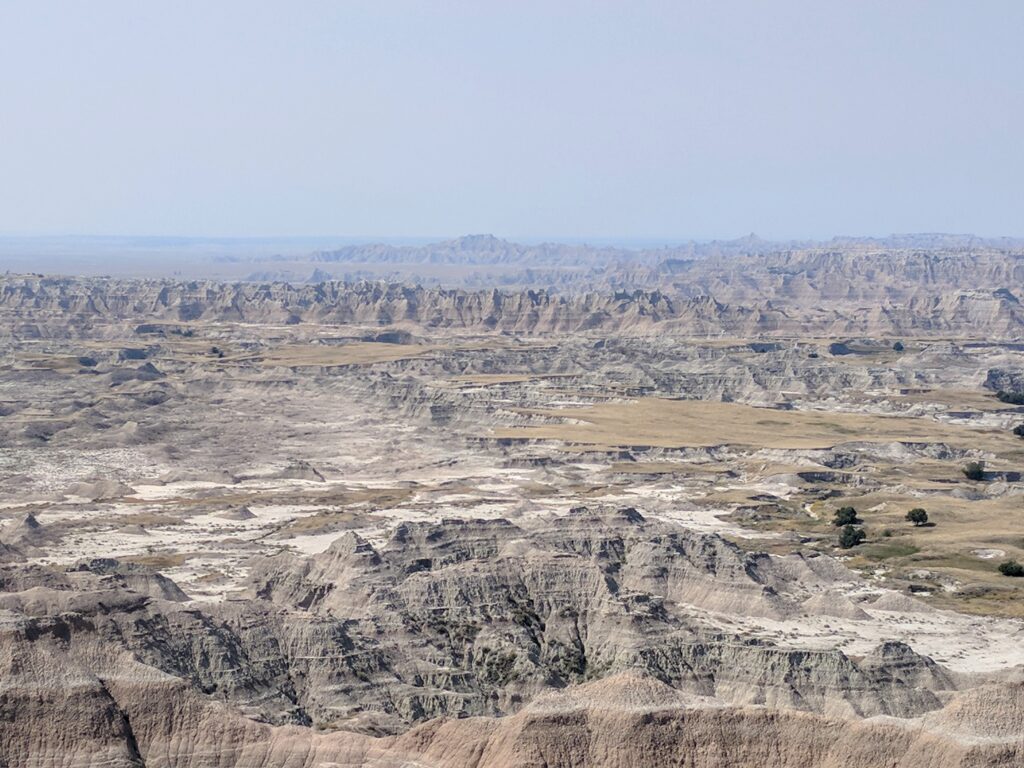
[492,397,1014,451]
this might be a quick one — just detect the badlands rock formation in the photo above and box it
[5,270,1024,339]
[2,512,1019,766]
[2,248,1024,767]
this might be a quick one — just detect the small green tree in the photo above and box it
[905,508,929,526]
[838,525,866,549]
[892,341,904,352]
[998,560,1024,577]
[962,461,985,481]
[833,506,859,526]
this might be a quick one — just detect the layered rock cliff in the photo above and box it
[2,511,1019,766]
[3,275,1023,338]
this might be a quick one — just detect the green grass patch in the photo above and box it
[859,541,920,561]
[911,552,1001,573]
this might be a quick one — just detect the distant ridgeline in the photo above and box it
[300,234,1024,309]
[2,266,1024,339]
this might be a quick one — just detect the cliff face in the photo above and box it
[0,277,767,335]
[3,275,1023,338]
[1,609,1020,768]
[7,663,1017,768]
[1,512,1019,767]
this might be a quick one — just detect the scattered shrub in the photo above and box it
[962,461,985,481]
[905,508,929,526]
[997,390,1024,405]
[838,525,866,549]
[1013,424,1024,438]
[833,506,859,526]
[892,341,904,352]
[998,560,1024,577]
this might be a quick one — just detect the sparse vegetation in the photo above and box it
[998,560,1024,577]
[905,508,929,526]
[860,541,920,561]
[494,397,997,450]
[546,639,587,681]
[477,647,519,685]
[833,506,859,526]
[962,461,985,481]
[122,552,191,568]
[838,525,866,549]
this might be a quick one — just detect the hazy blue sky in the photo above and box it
[1,1,1021,240]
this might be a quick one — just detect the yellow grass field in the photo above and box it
[493,397,1015,451]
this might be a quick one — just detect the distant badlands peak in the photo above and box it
[447,233,507,250]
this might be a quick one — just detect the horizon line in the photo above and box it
[2,231,1023,246]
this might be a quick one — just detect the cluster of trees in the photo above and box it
[832,507,865,549]
[996,390,1024,405]
[831,505,931,549]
